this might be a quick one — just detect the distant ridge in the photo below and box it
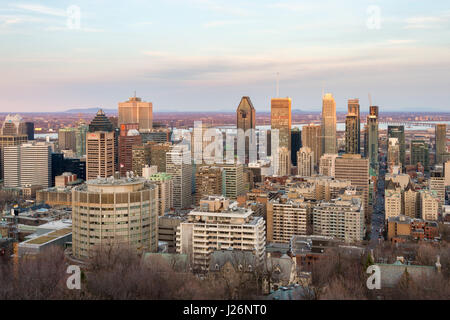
[65,108,117,114]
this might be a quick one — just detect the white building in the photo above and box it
[166,144,192,209]
[4,142,52,189]
[176,196,266,272]
[319,153,338,177]
[297,146,315,177]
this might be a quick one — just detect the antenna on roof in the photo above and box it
[368,93,372,107]
[322,81,325,98]
[134,90,136,98]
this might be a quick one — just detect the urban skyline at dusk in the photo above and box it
[1,0,450,112]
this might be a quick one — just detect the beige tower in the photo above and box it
[86,131,115,180]
[72,177,159,259]
[297,146,315,176]
[321,93,337,154]
[271,97,292,151]
[118,96,153,132]
[302,124,322,167]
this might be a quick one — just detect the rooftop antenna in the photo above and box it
[368,93,372,107]
[134,90,136,98]
[276,72,279,97]
[322,81,325,98]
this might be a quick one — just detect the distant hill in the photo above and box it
[65,108,117,114]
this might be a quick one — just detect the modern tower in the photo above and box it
[166,144,192,209]
[388,126,405,168]
[119,123,142,176]
[435,124,447,165]
[302,124,322,167]
[345,113,358,154]
[321,93,337,155]
[347,99,361,154]
[86,110,115,180]
[118,96,153,133]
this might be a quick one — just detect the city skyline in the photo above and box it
[1,0,449,112]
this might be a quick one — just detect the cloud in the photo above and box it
[385,39,416,45]
[11,3,66,17]
[203,20,243,28]
[404,14,450,29]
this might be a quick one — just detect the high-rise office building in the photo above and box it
[291,128,302,167]
[321,93,337,154]
[271,97,292,152]
[345,113,358,154]
[132,143,152,177]
[0,114,28,180]
[297,146,314,176]
[267,197,312,243]
[86,110,115,180]
[319,153,338,177]
[150,142,171,172]
[58,128,76,152]
[429,171,445,213]
[166,144,192,209]
[118,96,153,132]
[435,124,447,165]
[75,122,88,157]
[4,142,52,189]
[236,96,256,164]
[410,140,429,171]
[24,122,34,140]
[218,163,245,199]
[388,126,405,168]
[313,196,364,242]
[194,166,223,205]
[148,172,174,215]
[419,190,439,221]
[335,154,370,217]
[72,177,159,259]
[118,123,142,176]
[302,124,322,167]
[275,147,291,176]
[347,99,361,154]
[388,138,401,168]
[365,110,379,172]
[445,160,450,187]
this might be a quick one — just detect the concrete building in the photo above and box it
[75,122,88,157]
[236,96,256,164]
[267,196,312,243]
[388,138,401,169]
[435,123,447,165]
[194,165,223,205]
[0,114,28,180]
[118,96,153,132]
[175,196,266,272]
[321,93,337,155]
[410,140,429,171]
[385,189,402,220]
[58,128,76,152]
[403,182,419,218]
[345,113,359,154]
[302,124,322,167]
[445,160,450,187]
[312,196,364,242]
[388,126,406,168]
[148,172,173,215]
[429,171,445,213]
[86,110,116,180]
[71,176,159,259]
[132,143,152,176]
[347,99,361,154]
[334,154,370,217]
[219,163,244,200]
[319,153,338,177]
[118,123,142,177]
[3,142,52,189]
[150,142,171,173]
[297,147,314,177]
[419,190,439,221]
[271,97,292,152]
[166,145,192,209]
[365,112,379,172]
